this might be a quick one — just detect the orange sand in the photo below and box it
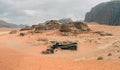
[0,25,120,70]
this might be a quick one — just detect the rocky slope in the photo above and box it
[85,0,120,25]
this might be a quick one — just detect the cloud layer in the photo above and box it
[0,0,110,25]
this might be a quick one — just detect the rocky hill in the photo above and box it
[28,20,90,34]
[85,0,120,25]
[0,20,25,28]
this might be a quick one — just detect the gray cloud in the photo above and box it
[0,0,110,25]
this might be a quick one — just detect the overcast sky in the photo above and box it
[0,0,110,25]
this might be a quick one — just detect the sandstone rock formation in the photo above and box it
[85,0,120,25]
[20,20,90,34]
[34,24,46,33]
[45,20,61,30]
[60,22,90,34]
[33,20,61,33]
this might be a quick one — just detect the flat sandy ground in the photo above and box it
[0,24,120,70]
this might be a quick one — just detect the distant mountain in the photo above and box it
[17,24,26,28]
[0,20,26,28]
[85,0,120,25]
[59,18,73,23]
[44,18,73,23]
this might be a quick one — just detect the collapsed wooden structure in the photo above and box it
[42,42,77,54]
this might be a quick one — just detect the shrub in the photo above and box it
[9,30,17,34]
[117,50,120,53]
[97,56,104,60]
[20,32,28,36]
[118,56,120,59]
[108,53,112,56]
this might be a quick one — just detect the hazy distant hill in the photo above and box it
[0,20,25,28]
[45,18,73,23]
[59,18,73,23]
[85,0,120,25]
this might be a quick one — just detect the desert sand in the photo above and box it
[0,24,120,70]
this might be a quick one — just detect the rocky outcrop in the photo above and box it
[21,20,90,34]
[34,24,46,33]
[33,20,62,33]
[85,0,120,25]
[60,22,90,34]
[46,20,62,30]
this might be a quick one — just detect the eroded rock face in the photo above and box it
[35,24,46,30]
[60,22,90,34]
[34,24,46,33]
[85,1,120,25]
[21,20,90,34]
[34,20,62,33]
[46,20,62,30]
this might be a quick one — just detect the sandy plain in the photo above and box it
[0,24,120,70]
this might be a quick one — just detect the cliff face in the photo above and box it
[85,1,120,25]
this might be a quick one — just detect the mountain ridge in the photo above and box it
[85,0,120,25]
[0,19,26,28]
